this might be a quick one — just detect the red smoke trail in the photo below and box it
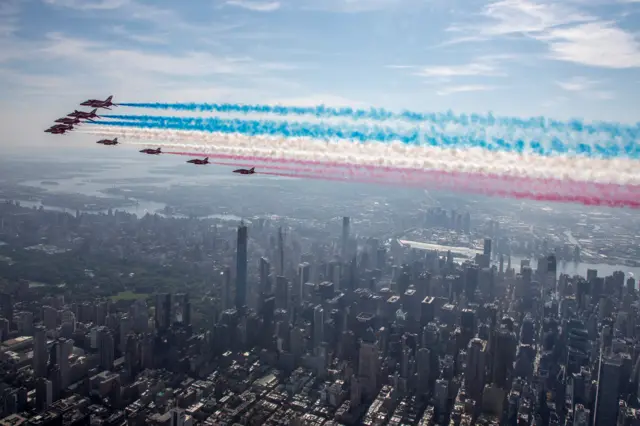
[164,150,640,207]
[257,169,640,208]
[164,150,640,198]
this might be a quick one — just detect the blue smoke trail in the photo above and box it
[90,116,639,159]
[118,102,640,140]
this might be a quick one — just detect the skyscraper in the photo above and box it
[342,217,350,260]
[594,354,622,426]
[155,293,171,331]
[235,222,248,312]
[483,238,492,258]
[466,338,487,400]
[33,325,48,378]
[260,257,271,295]
[313,304,324,349]
[97,326,114,371]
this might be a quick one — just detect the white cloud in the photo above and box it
[446,0,640,69]
[556,76,615,100]
[556,76,597,91]
[225,0,281,11]
[415,62,500,78]
[539,21,640,68]
[436,85,497,96]
[404,55,515,79]
[42,0,130,10]
[301,0,406,13]
[38,32,295,77]
[110,25,168,45]
[479,0,595,36]
[0,0,20,37]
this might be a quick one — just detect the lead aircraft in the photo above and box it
[81,95,118,110]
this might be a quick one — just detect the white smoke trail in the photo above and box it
[79,126,640,187]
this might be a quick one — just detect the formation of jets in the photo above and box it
[45,95,258,176]
[44,96,115,135]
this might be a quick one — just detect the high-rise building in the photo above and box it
[277,227,284,276]
[220,266,231,312]
[155,293,171,331]
[33,325,48,378]
[235,222,248,312]
[466,338,487,400]
[298,262,311,301]
[594,354,622,426]
[313,304,324,349]
[483,238,492,258]
[358,337,379,398]
[97,326,114,371]
[342,217,350,260]
[275,276,289,310]
[491,327,516,388]
[0,292,13,327]
[260,257,271,295]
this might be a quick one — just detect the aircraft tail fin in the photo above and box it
[204,157,209,162]
[250,167,255,172]
[106,95,113,102]
[114,138,118,142]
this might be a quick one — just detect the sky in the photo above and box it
[1,0,640,149]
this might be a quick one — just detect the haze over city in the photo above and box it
[2,1,640,426]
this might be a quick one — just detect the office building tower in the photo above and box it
[97,326,115,371]
[466,338,487,400]
[358,334,379,398]
[491,327,516,388]
[342,217,350,260]
[220,266,231,312]
[275,276,289,310]
[35,378,52,411]
[0,292,12,327]
[594,354,622,426]
[483,238,492,258]
[298,262,311,300]
[313,304,324,349]
[155,293,171,331]
[235,222,248,312]
[260,257,271,295]
[33,325,48,378]
[277,226,284,276]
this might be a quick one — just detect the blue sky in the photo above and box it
[1,0,639,148]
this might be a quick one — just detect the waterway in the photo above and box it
[401,240,639,279]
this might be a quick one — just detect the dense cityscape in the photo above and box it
[0,194,637,426]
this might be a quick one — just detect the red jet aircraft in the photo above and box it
[187,157,209,165]
[81,95,118,110]
[140,148,162,155]
[45,127,71,134]
[45,124,74,133]
[233,167,255,175]
[97,137,119,145]
[54,117,83,125]
[68,109,100,120]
